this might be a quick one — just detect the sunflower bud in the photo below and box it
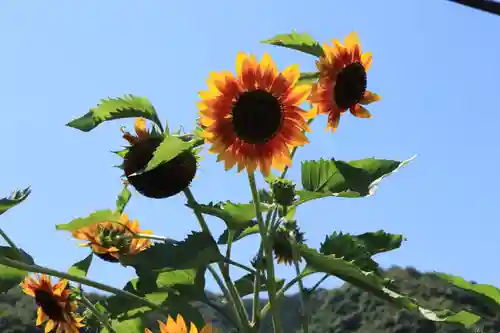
[270,178,296,206]
[272,221,305,265]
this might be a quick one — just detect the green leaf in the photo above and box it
[298,156,415,203]
[217,223,260,245]
[355,230,405,255]
[142,136,192,173]
[234,273,285,298]
[112,148,129,158]
[0,247,35,293]
[116,185,132,214]
[187,201,269,230]
[297,244,480,328]
[0,187,31,217]
[437,273,500,314]
[261,31,324,57]
[66,94,161,132]
[121,231,223,271]
[101,317,143,333]
[68,253,93,278]
[56,209,122,231]
[298,72,320,85]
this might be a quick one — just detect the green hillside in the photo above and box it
[0,267,498,332]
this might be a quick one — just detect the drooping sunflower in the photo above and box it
[145,314,218,333]
[272,223,305,265]
[71,213,152,262]
[121,118,198,199]
[21,274,85,333]
[308,32,380,132]
[198,52,312,176]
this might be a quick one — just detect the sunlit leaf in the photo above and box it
[234,273,285,297]
[66,94,162,132]
[298,72,320,85]
[0,187,31,217]
[101,317,143,333]
[56,210,121,231]
[121,231,223,270]
[142,136,192,173]
[116,185,132,214]
[262,31,324,57]
[68,253,93,278]
[297,244,480,328]
[298,156,415,204]
[0,247,34,293]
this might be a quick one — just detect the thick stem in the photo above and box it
[293,260,309,333]
[183,188,252,333]
[248,171,282,333]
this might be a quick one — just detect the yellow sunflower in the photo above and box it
[308,32,380,132]
[71,213,152,262]
[21,274,85,333]
[145,314,218,333]
[198,52,311,176]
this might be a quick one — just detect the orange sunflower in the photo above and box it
[308,32,380,132]
[21,274,85,333]
[145,314,218,333]
[198,52,311,176]
[71,213,152,262]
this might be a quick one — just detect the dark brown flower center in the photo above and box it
[333,62,367,109]
[34,289,65,321]
[232,90,283,144]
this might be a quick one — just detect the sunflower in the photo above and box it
[308,32,380,132]
[121,118,198,199]
[272,223,305,265]
[145,314,218,333]
[21,274,85,333]
[71,213,152,262]
[198,52,312,176]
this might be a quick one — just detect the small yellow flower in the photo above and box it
[71,213,152,262]
[21,274,85,333]
[145,314,218,333]
[308,32,380,132]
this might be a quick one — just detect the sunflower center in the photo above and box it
[232,90,283,144]
[98,227,131,252]
[34,289,65,321]
[333,62,367,109]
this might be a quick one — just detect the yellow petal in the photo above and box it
[36,307,46,326]
[361,52,372,71]
[176,313,187,331]
[280,64,300,87]
[260,52,278,76]
[351,104,372,118]
[200,324,214,333]
[344,32,360,49]
[134,118,147,136]
[235,52,248,79]
[158,320,168,333]
[52,279,68,296]
[284,84,312,105]
[303,106,318,119]
[360,91,380,105]
[44,319,55,333]
[145,329,153,333]
[189,322,199,333]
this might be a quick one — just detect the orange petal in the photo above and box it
[361,52,372,71]
[134,118,148,138]
[327,112,340,132]
[350,104,372,118]
[280,64,300,88]
[235,52,248,79]
[36,307,46,326]
[303,106,318,119]
[176,313,187,331]
[284,84,312,105]
[360,91,380,105]
[44,319,55,332]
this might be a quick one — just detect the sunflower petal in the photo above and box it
[235,52,248,79]
[361,52,373,71]
[44,319,55,333]
[280,64,300,88]
[284,84,312,105]
[344,32,360,49]
[360,91,380,105]
[351,104,372,118]
[134,118,148,139]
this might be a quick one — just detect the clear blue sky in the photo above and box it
[0,0,499,296]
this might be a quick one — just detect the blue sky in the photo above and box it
[0,0,499,297]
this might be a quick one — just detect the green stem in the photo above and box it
[280,118,315,179]
[226,259,255,274]
[0,257,162,312]
[310,274,329,294]
[224,232,234,276]
[183,187,251,333]
[293,260,309,333]
[248,171,282,333]
[0,228,23,260]
[79,292,115,333]
[202,297,238,329]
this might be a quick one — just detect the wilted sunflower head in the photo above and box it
[21,274,85,333]
[71,213,152,262]
[198,52,312,176]
[272,222,305,265]
[308,32,380,132]
[121,118,198,199]
[144,314,219,333]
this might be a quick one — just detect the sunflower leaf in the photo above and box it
[120,231,223,270]
[56,209,122,231]
[68,253,93,278]
[112,148,129,158]
[297,244,480,328]
[0,187,31,217]
[0,247,34,293]
[298,72,320,85]
[437,273,500,315]
[141,136,192,173]
[115,185,132,214]
[187,201,269,230]
[298,156,415,204]
[217,223,260,245]
[66,94,162,132]
[234,273,285,297]
[262,31,324,57]
[102,317,144,333]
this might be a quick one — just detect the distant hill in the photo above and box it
[1,267,498,333]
